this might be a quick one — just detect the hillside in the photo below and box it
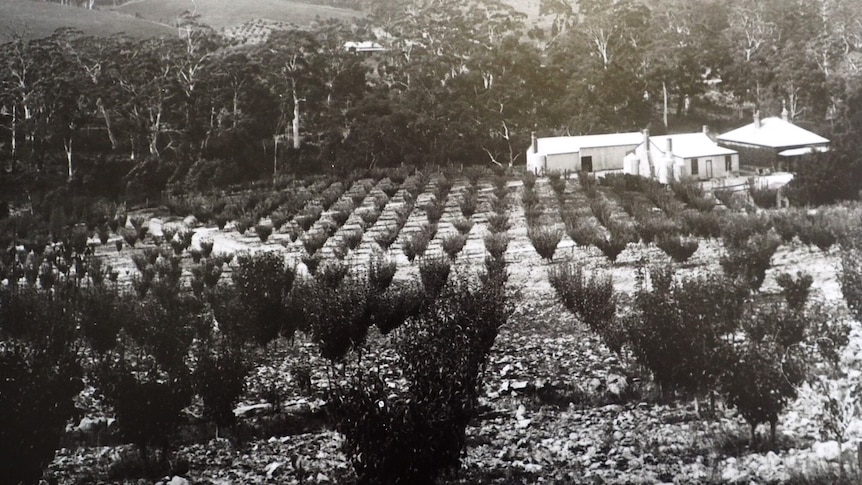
[0,0,173,40]
[112,0,362,31]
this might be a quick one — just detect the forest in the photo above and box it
[2,0,862,206]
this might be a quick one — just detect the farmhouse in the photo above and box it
[626,128,739,183]
[717,109,830,158]
[525,132,643,175]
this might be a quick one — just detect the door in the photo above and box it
[581,155,593,172]
[705,159,713,178]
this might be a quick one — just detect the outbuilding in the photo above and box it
[525,132,643,175]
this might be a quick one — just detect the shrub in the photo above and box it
[194,349,249,430]
[670,180,715,212]
[316,260,350,289]
[578,171,597,198]
[750,186,779,209]
[372,192,389,212]
[681,209,722,239]
[721,304,812,446]
[483,232,509,259]
[521,186,539,208]
[229,252,295,345]
[344,227,364,250]
[419,254,451,298]
[424,200,445,224]
[713,188,742,210]
[720,232,781,291]
[549,172,566,196]
[840,234,862,321]
[656,234,699,263]
[374,225,399,250]
[490,193,507,213]
[359,208,381,227]
[486,212,510,233]
[460,188,478,218]
[798,213,836,251]
[332,276,509,485]
[402,224,436,263]
[528,225,563,261]
[442,233,468,259]
[255,224,273,242]
[302,230,329,255]
[369,280,424,334]
[775,271,813,311]
[623,266,747,400]
[589,198,614,228]
[215,213,229,230]
[305,277,371,361]
[199,238,214,258]
[452,217,474,235]
[522,171,536,190]
[720,213,771,249]
[122,228,139,248]
[637,213,678,244]
[366,253,397,295]
[593,233,629,263]
[563,215,598,247]
[0,286,83,485]
[270,211,289,231]
[548,263,621,352]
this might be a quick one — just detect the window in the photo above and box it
[690,158,699,176]
[725,155,733,172]
[581,156,593,172]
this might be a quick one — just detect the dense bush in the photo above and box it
[452,217,474,235]
[484,232,509,259]
[331,274,509,485]
[680,209,721,239]
[0,286,83,485]
[374,224,399,250]
[255,224,273,242]
[720,232,781,292]
[656,234,699,263]
[402,224,436,263]
[670,180,715,212]
[563,214,598,247]
[720,213,772,249]
[622,267,747,399]
[419,254,452,298]
[775,271,813,311]
[228,252,296,345]
[441,233,468,259]
[305,277,371,361]
[593,232,629,263]
[528,225,563,261]
[548,263,622,353]
[637,213,678,244]
[424,200,445,224]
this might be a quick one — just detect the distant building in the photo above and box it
[343,41,387,54]
[525,132,643,175]
[626,127,739,183]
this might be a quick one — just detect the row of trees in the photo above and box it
[2,0,862,196]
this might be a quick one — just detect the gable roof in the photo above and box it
[717,117,829,149]
[534,132,643,156]
[648,133,737,159]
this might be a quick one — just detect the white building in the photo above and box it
[717,109,830,157]
[626,128,739,183]
[525,132,643,175]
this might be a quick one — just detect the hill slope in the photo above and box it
[0,0,173,40]
[113,0,361,30]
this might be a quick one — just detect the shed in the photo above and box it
[629,128,739,183]
[526,131,643,175]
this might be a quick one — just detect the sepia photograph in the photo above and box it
[1,0,861,483]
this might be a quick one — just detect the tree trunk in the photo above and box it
[149,109,161,156]
[98,99,118,150]
[64,135,73,181]
[10,104,16,158]
[662,82,669,128]
[292,93,301,150]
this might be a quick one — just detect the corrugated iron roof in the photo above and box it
[717,117,829,149]
[649,133,737,159]
[534,132,643,155]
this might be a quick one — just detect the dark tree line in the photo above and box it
[3,0,862,199]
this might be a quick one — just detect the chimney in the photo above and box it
[754,110,761,129]
[781,100,789,121]
[702,125,709,135]
[531,132,538,154]
[643,129,650,152]
[666,137,673,155]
